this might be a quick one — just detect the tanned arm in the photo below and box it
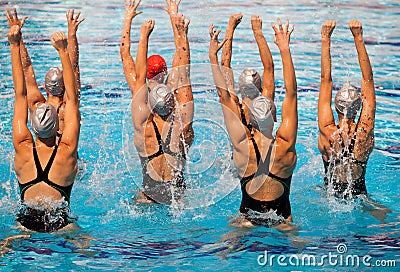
[351,20,375,161]
[120,0,143,95]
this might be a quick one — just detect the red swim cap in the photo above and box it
[147,55,167,79]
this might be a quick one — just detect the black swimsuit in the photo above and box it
[139,119,186,204]
[238,103,292,221]
[18,140,73,203]
[323,127,367,197]
[17,139,74,232]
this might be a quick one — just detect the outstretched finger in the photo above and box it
[213,29,221,40]
[75,11,81,21]
[134,0,142,9]
[177,0,182,6]
[285,18,289,32]
[288,24,294,36]
[20,16,28,27]
[185,17,190,28]
[70,9,75,19]
[271,22,278,33]
[277,18,283,31]
[76,18,85,26]
[209,24,215,37]
[6,8,12,21]
[13,8,18,19]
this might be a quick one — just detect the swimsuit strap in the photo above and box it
[348,123,359,154]
[152,118,176,150]
[239,103,247,126]
[164,119,174,147]
[163,118,177,155]
[20,138,64,200]
[260,139,275,165]
[32,142,44,178]
[240,139,274,188]
[157,116,184,159]
[19,143,44,198]
[251,137,261,166]
[144,120,165,162]
[32,137,61,180]
[152,119,164,147]
[240,102,253,132]
[43,141,60,175]
[239,102,262,164]
[56,102,63,114]
[338,123,359,155]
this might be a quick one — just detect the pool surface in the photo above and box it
[0,0,399,271]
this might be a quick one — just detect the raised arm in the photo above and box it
[164,0,181,91]
[131,20,154,141]
[7,9,32,149]
[7,9,45,112]
[172,15,192,104]
[120,0,143,94]
[251,16,275,100]
[51,32,79,151]
[170,14,194,145]
[350,20,375,158]
[20,39,46,112]
[272,19,297,150]
[164,0,180,37]
[318,20,336,135]
[209,25,246,149]
[221,13,242,95]
[66,9,85,102]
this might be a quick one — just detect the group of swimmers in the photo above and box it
[6,0,376,232]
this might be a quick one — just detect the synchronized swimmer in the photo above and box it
[6,0,378,233]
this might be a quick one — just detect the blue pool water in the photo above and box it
[0,0,399,271]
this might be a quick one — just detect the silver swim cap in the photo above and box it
[31,103,58,139]
[248,96,274,132]
[45,67,65,97]
[149,84,174,116]
[238,68,262,99]
[334,85,361,118]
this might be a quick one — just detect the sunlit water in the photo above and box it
[0,0,399,271]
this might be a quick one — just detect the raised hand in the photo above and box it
[6,8,27,28]
[271,18,294,48]
[209,24,227,56]
[164,0,181,16]
[173,13,190,35]
[66,9,85,32]
[6,8,27,44]
[251,15,262,32]
[124,0,142,20]
[349,20,363,38]
[228,13,242,30]
[51,32,68,51]
[321,20,336,38]
[140,19,155,38]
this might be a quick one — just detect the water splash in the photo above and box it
[231,209,286,228]
[324,116,360,199]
